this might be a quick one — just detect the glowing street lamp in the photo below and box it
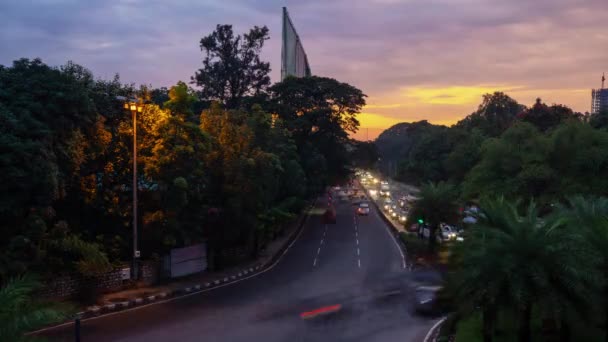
[120,98,144,280]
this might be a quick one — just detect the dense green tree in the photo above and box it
[463,122,553,202]
[517,98,577,132]
[350,141,379,170]
[590,107,608,129]
[163,81,199,121]
[0,275,67,341]
[408,182,458,250]
[192,24,271,109]
[456,92,525,137]
[449,197,595,342]
[548,121,608,197]
[396,124,453,183]
[562,196,608,342]
[270,75,366,185]
[445,128,485,182]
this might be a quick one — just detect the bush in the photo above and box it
[398,232,427,259]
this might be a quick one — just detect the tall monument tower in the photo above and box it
[281,7,312,80]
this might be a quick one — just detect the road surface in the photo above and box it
[43,187,437,341]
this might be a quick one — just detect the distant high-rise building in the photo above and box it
[591,73,608,114]
[281,7,311,80]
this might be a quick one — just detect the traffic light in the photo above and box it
[418,218,424,224]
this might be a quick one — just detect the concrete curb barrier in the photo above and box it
[42,199,318,324]
[423,316,447,342]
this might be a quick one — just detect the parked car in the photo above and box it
[357,202,370,216]
[438,224,457,241]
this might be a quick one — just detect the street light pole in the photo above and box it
[131,105,138,280]
[121,100,143,280]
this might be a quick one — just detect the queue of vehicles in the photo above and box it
[358,170,465,243]
[356,169,447,316]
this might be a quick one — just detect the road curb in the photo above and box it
[29,199,318,332]
[423,316,447,342]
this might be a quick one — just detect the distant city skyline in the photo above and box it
[1,0,606,141]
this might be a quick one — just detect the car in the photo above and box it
[390,210,398,219]
[463,216,477,224]
[438,224,457,241]
[413,285,443,315]
[408,223,420,232]
[383,198,393,210]
[398,210,408,223]
[357,202,370,215]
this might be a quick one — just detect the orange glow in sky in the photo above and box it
[351,85,591,141]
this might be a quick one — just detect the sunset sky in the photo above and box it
[1,0,606,140]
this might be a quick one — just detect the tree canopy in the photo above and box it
[192,24,271,109]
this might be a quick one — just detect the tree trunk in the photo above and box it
[428,224,438,252]
[518,305,532,342]
[482,305,496,342]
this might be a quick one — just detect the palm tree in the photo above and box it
[449,197,595,342]
[0,275,66,341]
[408,181,458,251]
[562,196,608,342]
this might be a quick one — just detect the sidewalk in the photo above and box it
[79,199,319,319]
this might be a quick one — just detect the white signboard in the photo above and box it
[121,267,131,280]
[170,243,207,278]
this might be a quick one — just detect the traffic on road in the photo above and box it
[41,178,443,342]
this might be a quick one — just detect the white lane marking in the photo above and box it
[320,239,324,245]
[358,259,361,268]
[356,239,359,245]
[355,231,358,237]
[357,248,360,256]
[372,203,407,269]
[29,197,320,334]
[317,247,321,255]
[313,258,317,267]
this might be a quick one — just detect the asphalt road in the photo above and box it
[43,186,438,342]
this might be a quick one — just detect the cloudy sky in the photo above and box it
[1,0,606,140]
